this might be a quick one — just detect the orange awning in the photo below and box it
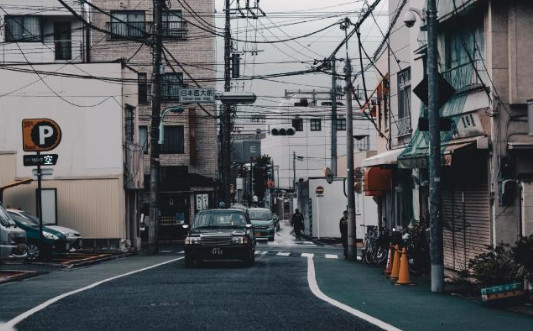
[364,167,392,196]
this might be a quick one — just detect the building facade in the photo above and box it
[89,0,217,239]
[364,0,533,271]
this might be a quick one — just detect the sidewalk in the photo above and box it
[313,258,532,331]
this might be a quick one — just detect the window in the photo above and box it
[310,119,321,131]
[162,10,186,38]
[139,126,148,154]
[161,73,183,100]
[5,16,42,42]
[251,115,265,123]
[110,11,145,38]
[54,22,71,60]
[397,68,411,119]
[292,118,303,131]
[138,73,148,104]
[125,105,135,143]
[355,136,369,151]
[336,118,346,131]
[161,126,184,154]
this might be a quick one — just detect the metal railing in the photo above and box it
[106,21,188,40]
[442,59,488,92]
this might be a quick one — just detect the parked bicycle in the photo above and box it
[362,225,390,265]
[402,220,430,275]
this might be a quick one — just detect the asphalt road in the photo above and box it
[3,223,380,331]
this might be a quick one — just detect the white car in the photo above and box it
[0,205,27,261]
[7,209,82,250]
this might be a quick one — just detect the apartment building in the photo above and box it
[89,0,217,240]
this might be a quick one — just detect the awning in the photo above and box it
[398,135,488,169]
[361,148,404,167]
[364,167,392,196]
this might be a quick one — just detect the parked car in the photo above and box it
[0,205,27,261]
[248,208,276,241]
[7,209,82,249]
[183,208,256,267]
[7,210,70,260]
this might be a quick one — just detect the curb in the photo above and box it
[0,270,40,284]
[65,252,135,269]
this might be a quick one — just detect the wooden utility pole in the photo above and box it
[148,0,164,254]
[221,0,232,207]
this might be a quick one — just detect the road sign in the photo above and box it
[23,154,59,166]
[32,168,54,180]
[413,73,455,109]
[22,119,62,152]
[315,186,324,197]
[179,88,215,103]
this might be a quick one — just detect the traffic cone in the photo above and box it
[384,243,394,276]
[390,244,401,280]
[396,247,413,285]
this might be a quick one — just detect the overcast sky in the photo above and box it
[213,0,389,105]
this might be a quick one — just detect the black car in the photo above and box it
[183,209,256,267]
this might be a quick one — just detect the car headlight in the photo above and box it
[232,236,249,245]
[43,232,58,240]
[185,236,201,245]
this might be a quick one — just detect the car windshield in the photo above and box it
[0,206,12,227]
[248,210,271,220]
[8,212,38,228]
[19,211,43,225]
[192,211,247,229]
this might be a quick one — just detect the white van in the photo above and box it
[0,205,27,261]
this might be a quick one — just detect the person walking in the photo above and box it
[291,209,305,241]
[339,210,348,258]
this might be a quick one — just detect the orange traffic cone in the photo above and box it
[384,243,394,276]
[396,247,413,285]
[390,244,401,280]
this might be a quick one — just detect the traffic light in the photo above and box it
[271,128,296,136]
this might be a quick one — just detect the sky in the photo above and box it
[212,0,390,107]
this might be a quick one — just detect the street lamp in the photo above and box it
[158,106,185,145]
[293,152,304,191]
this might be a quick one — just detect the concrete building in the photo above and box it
[0,62,142,249]
[364,0,533,271]
[89,0,217,239]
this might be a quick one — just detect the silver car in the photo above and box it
[7,209,82,250]
[0,205,27,260]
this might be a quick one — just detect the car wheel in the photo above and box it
[184,255,194,268]
[26,243,41,261]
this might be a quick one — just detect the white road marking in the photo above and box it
[306,256,401,331]
[325,254,339,259]
[301,253,314,258]
[276,252,291,256]
[255,251,267,255]
[3,257,184,329]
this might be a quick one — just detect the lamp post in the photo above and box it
[292,152,304,191]
[158,106,185,145]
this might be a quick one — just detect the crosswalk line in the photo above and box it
[255,251,268,255]
[301,253,314,258]
[325,254,339,259]
[276,252,291,257]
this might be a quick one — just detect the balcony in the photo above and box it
[125,142,144,190]
[442,59,488,93]
[106,21,188,40]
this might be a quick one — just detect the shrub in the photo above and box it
[512,235,533,278]
[468,243,524,288]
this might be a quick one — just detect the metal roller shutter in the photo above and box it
[442,153,491,271]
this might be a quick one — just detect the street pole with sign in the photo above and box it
[22,118,62,245]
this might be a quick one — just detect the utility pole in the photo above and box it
[147,0,164,255]
[342,18,356,261]
[427,0,444,292]
[330,58,338,176]
[221,0,232,207]
[292,151,296,191]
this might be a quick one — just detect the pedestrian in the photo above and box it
[339,210,348,258]
[291,209,305,240]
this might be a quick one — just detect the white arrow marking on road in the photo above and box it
[306,256,401,331]
[301,253,314,258]
[3,257,184,329]
[325,254,339,259]
[276,252,290,256]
